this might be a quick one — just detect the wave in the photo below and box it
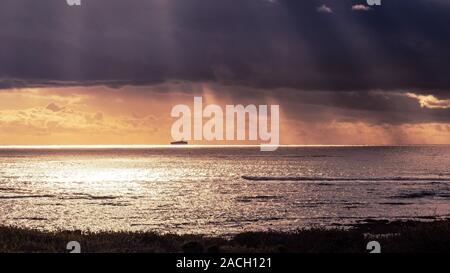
[62,193,118,200]
[241,175,450,182]
[393,191,450,199]
[0,194,55,199]
[235,195,283,203]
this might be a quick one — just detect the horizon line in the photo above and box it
[0,144,448,149]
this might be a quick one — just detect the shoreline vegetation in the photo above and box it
[0,219,449,253]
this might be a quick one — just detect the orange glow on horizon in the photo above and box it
[0,86,449,145]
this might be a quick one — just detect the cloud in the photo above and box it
[316,4,333,14]
[84,112,104,124]
[406,93,450,109]
[0,0,447,94]
[0,105,158,138]
[0,86,449,145]
[46,103,64,112]
[352,4,371,11]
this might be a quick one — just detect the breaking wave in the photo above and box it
[241,176,450,182]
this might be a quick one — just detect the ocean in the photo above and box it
[0,145,449,235]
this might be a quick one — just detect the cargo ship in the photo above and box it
[170,140,188,145]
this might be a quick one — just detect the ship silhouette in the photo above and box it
[170,139,188,145]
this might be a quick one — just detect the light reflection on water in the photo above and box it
[0,146,449,235]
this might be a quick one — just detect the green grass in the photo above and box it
[0,219,449,253]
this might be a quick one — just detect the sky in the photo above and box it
[0,0,449,145]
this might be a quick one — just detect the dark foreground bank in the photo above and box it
[0,219,449,253]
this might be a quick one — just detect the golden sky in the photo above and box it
[0,85,449,145]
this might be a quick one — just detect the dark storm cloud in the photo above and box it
[0,0,450,128]
[0,0,449,94]
[256,88,450,124]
